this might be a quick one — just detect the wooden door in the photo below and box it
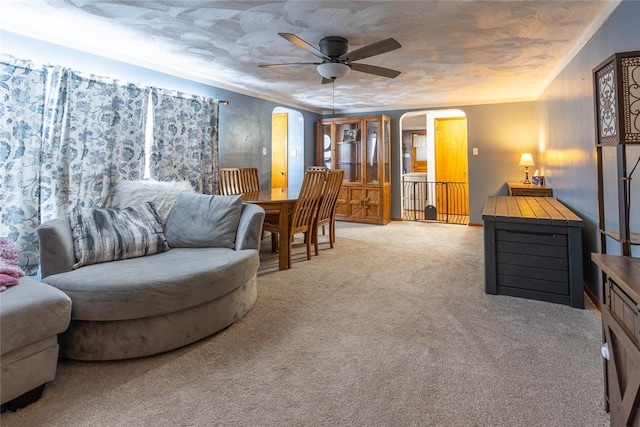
[271,113,288,188]
[435,117,468,217]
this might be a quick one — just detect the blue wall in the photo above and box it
[537,0,640,298]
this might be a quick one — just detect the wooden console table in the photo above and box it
[591,254,640,425]
[507,181,553,197]
[482,196,583,308]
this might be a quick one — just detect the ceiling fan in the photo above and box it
[259,33,402,84]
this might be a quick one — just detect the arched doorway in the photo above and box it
[271,107,304,189]
[399,109,469,224]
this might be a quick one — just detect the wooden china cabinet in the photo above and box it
[317,115,391,225]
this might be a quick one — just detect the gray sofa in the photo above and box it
[37,199,265,361]
[1,277,71,410]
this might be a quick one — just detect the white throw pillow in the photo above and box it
[111,179,195,225]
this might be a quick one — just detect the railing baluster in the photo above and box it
[401,178,468,225]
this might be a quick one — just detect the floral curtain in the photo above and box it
[1,55,218,275]
[1,55,150,275]
[40,70,149,219]
[149,88,219,194]
[0,57,47,275]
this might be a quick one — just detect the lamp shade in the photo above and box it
[317,62,350,79]
[519,153,535,166]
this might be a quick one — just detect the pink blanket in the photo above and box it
[0,237,25,291]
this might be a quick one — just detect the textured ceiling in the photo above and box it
[2,1,618,113]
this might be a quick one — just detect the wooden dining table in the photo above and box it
[242,186,301,270]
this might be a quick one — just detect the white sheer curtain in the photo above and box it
[149,88,219,194]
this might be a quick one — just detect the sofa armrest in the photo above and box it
[235,203,265,251]
[37,216,75,278]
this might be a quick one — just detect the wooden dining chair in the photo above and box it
[306,165,328,172]
[240,167,260,192]
[219,168,242,195]
[263,170,326,267]
[313,169,344,255]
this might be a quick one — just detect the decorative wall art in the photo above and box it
[593,50,640,145]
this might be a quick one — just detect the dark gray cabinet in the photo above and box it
[483,196,584,308]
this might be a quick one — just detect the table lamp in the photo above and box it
[519,153,534,184]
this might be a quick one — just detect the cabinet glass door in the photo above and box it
[336,122,361,182]
[321,124,332,169]
[383,117,390,183]
[365,120,379,184]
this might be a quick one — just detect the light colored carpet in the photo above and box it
[1,221,609,426]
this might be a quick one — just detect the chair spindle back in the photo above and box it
[219,168,242,195]
[313,169,344,253]
[240,167,260,192]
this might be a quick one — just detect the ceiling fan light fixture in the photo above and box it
[317,62,350,79]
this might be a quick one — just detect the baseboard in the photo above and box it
[395,219,484,226]
[584,286,602,312]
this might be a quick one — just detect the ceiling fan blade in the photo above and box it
[341,38,401,62]
[259,62,320,68]
[278,33,330,61]
[321,77,334,85]
[350,63,401,79]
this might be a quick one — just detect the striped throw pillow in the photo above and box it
[70,203,169,269]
